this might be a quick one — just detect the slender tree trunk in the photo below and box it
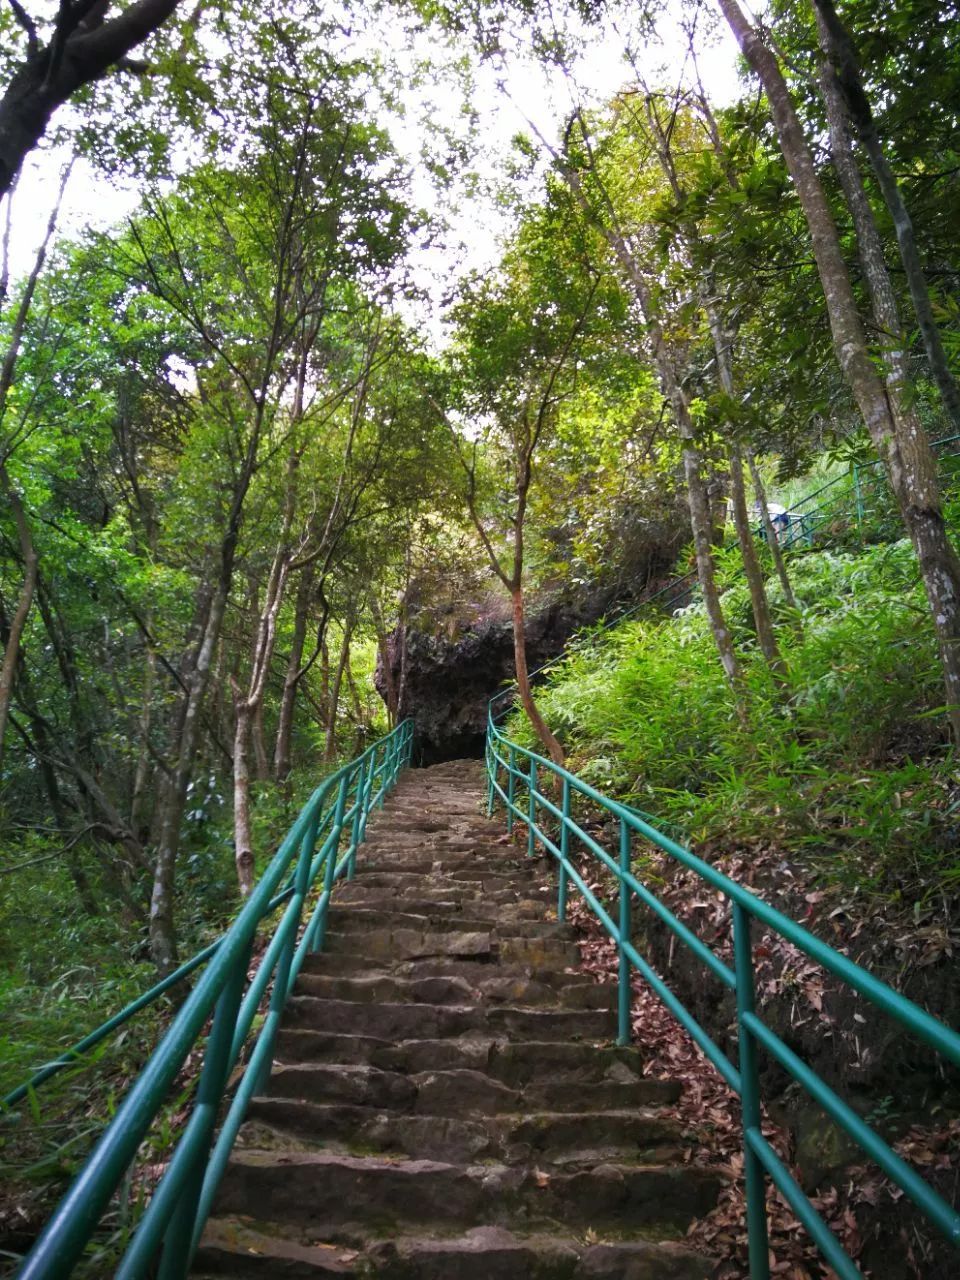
[559,157,746,708]
[319,638,331,721]
[0,468,37,773]
[130,641,156,836]
[708,469,729,547]
[728,445,787,680]
[252,703,269,781]
[369,591,398,726]
[232,702,255,896]
[345,651,365,731]
[3,653,99,914]
[680,427,747,703]
[232,547,289,895]
[149,573,227,973]
[812,0,960,432]
[717,0,960,742]
[510,585,564,764]
[746,449,800,614]
[324,620,354,763]
[702,302,785,678]
[0,168,70,769]
[273,564,316,781]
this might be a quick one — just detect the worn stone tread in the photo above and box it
[197,1220,712,1278]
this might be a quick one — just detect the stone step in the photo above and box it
[212,1149,723,1236]
[240,1098,684,1165]
[333,870,551,897]
[282,996,616,1041]
[320,929,494,962]
[323,906,573,939]
[298,954,596,989]
[319,929,581,967]
[357,826,497,839]
[366,810,487,827]
[197,1220,712,1279]
[293,971,613,1010]
[271,1031,677,1095]
[329,890,546,920]
[266,1062,674,1117]
[353,854,538,877]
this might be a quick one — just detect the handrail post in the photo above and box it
[486,741,496,816]
[733,902,771,1280]
[617,817,632,1046]
[313,772,350,954]
[359,749,374,844]
[281,806,321,1005]
[558,777,570,923]
[506,745,516,833]
[348,757,366,881]
[370,744,382,810]
[382,739,392,803]
[527,757,537,857]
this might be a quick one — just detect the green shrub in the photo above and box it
[507,540,958,900]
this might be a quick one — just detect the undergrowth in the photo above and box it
[508,538,960,903]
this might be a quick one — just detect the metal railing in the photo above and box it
[12,718,414,1279]
[773,431,960,550]
[485,711,960,1280]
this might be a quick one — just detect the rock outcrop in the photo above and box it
[377,551,687,764]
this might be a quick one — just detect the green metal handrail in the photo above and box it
[485,711,960,1280]
[14,718,414,1280]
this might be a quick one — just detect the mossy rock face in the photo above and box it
[378,534,685,766]
[790,1103,863,1192]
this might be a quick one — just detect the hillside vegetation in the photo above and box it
[509,533,957,905]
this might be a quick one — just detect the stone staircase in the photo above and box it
[196,761,721,1278]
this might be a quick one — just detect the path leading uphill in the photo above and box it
[196,760,722,1278]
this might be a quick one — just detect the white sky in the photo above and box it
[3,2,743,338]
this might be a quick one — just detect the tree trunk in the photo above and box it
[702,298,785,678]
[559,158,746,707]
[232,702,255,896]
[811,0,960,433]
[273,565,316,782]
[148,573,227,973]
[0,166,70,769]
[717,0,960,741]
[369,591,398,726]
[511,585,564,765]
[0,468,37,774]
[252,702,269,781]
[130,640,156,836]
[231,547,289,896]
[680,429,747,703]
[728,445,787,681]
[0,0,184,197]
[746,449,800,615]
[324,620,353,764]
